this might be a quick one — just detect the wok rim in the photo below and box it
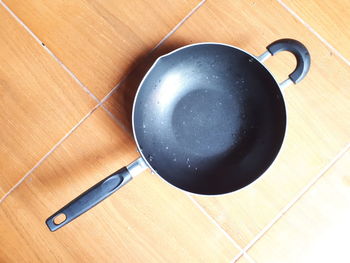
[131,42,287,196]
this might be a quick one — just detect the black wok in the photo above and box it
[47,39,310,231]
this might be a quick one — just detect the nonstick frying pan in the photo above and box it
[47,39,310,231]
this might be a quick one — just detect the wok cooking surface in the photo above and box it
[133,44,286,194]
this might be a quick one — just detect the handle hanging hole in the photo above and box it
[53,213,67,225]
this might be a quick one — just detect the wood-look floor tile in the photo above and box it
[0,6,96,197]
[282,0,350,60]
[235,254,253,263]
[0,108,239,262]
[248,149,350,263]
[3,0,201,99]
[104,0,350,247]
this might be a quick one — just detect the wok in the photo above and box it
[46,38,310,231]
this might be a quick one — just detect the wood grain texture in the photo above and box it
[283,0,350,60]
[0,108,239,262]
[104,0,350,247]
[248,149,350,263]
[0,6,96,197]
[235,254,253,263]
[3,0,201,99]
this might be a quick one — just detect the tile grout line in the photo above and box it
[0,0,105,204]
[186,194,246,257]
[3,1,345,260]
[0,0,100,103]
[84,0,246,256]
[98,0,207,130]
[234,2,350,260]
[96,2,254,256]
[0,104,101,204]
[0,89,140,203]
[231,252,256,263]
[0,0,206,202]
[232,251,256,263]
[1,0,241,247]
[101,104,131,134]
[98,0,206,106]
[242,253,256,263]
[1,0,206,131]
[277,0,350,66]
[240,142,350,259]
[2,0,247,253]
[243,253,256,263]
[2,1,346,260]
[1,0,206,124]
[96,0,207,133]
[146,0,206,58]
[1,0,205,116]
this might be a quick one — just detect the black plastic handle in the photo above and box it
[46,167,132,231]
[267,38,311,84]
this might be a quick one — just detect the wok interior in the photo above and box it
[133,44,286,195]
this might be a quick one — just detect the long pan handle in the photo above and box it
[46,167,132,231]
